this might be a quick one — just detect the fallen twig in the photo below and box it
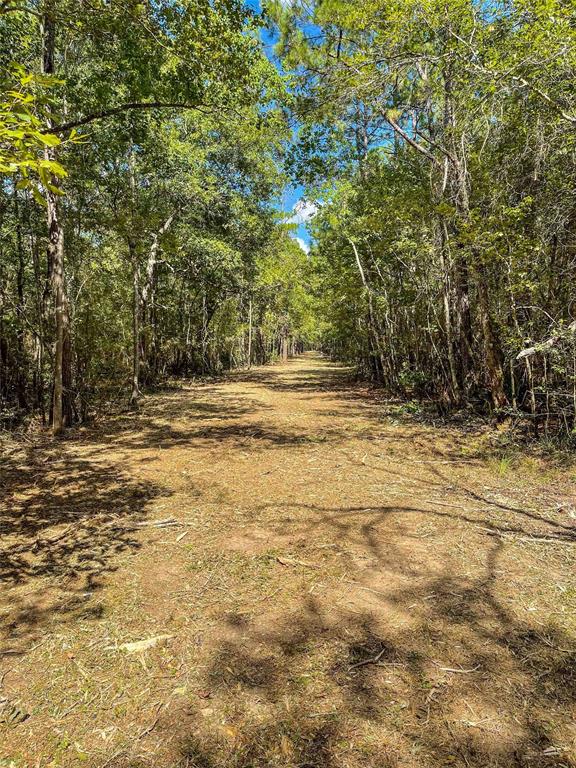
[349,647,388,671]
[134,518,181,528]
[106,517,187,531]
[138,701,165,738]
[534,632,574,654]
[277,556,319,569]
[344,580,388,597]
[479,527,573,545]
[434,663,481,674]
[0,637,48,657]
[32,523,74,550]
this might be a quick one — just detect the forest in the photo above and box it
[0,0,318,434]
[1,3,576,768]
[1,0,575,441]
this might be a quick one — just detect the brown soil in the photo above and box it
[1,353,575,768]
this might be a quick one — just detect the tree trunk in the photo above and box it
[141,212,176,380]
[438,216,460,403]
[442,62,474,400]
[348,237,387,383]
[42,10,71,435]
[13,186,27,409]
[201,287,208,373]
[129,239,140,406]
[475,264,507,409]
[29,211,46,421]
[128,148,141,405]
[247,298,253,368]
[50,207,66,434]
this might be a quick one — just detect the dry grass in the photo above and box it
[1,354,575,767]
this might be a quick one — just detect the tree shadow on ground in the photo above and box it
[0,441,168,653]
[235,357,558,467]
[180,562,575,767]
[70,388,334,455]
[115,579,575,767]
[349,459,576,541]
[3,357,575,766]
[233,359,359,396]
[66,358,493,462]
[105,498,575,767]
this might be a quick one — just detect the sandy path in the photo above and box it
[1,354,575,767]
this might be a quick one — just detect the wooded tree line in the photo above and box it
[0,0,316,433]
[2,0,576,442]
[273,0,576,440]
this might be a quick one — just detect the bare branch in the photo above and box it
[449,30,576,125]
[48,101,212,135]
[382,113,438,164]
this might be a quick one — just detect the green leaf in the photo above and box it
[32,186,47,207]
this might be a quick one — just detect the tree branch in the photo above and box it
[382,113,438,164]
[48,101,212,135]
[449,30,576,125]
[0,0,40,16]
[413,127,458,165]
[498,71,576,125]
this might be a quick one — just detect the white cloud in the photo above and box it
[287,199,318,225]
[292,236,310,254]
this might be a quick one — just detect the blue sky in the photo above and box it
[283,186,313,252]
[246,0,313,252]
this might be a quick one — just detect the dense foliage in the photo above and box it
[2,0,576,442]
[0,0,317,432]
[272,0,576,440]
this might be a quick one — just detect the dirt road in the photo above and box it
[1,354,575,767]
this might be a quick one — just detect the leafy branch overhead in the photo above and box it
[0,66,66,199]
[1,0,576,443]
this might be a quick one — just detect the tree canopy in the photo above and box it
[270,0,576,439]
[1,0,575,441]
